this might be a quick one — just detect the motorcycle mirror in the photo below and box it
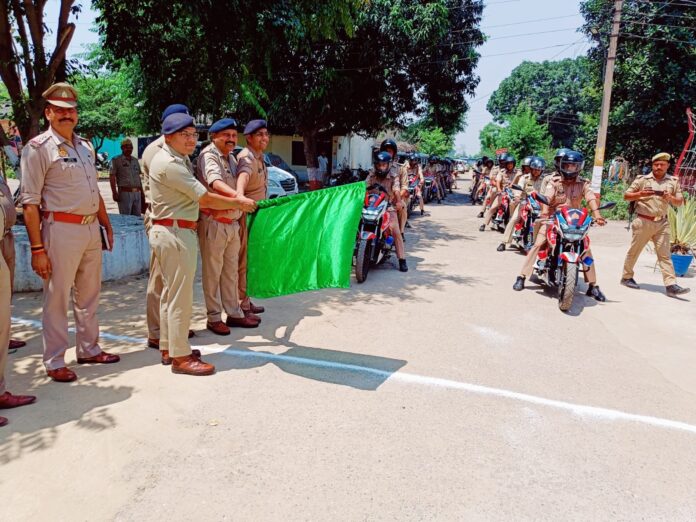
[511,184,523,191]
[598,201,617,210]
[535,193,550,205]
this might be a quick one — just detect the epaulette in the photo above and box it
[29,133,51,149]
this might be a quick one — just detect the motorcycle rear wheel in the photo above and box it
[355,239,372,283]
[558,262,578,312]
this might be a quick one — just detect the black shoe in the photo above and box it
[405,221,412,229]
[437,199,442,204]
[497,243,506,252]
[586,284,606,302]
[620,278,640,289]
[666,284,690,297]
[477,211,484,218]
[420,209,424,216]
[513,276,525,291]
[402,233,406,243]
[398,259,408,273]
[478,224,486,232]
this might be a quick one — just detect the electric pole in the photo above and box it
[591,0,623,196]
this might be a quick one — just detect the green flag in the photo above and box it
[246,182,365,298]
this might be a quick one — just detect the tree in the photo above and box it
[0,1,81,141]
[487,58,591,148]
[414,127,454,157]
[478,106,552,162]
[578,0,696,163]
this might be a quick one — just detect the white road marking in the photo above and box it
[13,316,696,435]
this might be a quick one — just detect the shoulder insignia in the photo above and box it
[29,133,51,149]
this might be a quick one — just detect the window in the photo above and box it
[291,141,306,166]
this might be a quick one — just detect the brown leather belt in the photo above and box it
[637,213,666,222]
[43,211,97,225]
[152,218,198,230]
[119,187,142,193]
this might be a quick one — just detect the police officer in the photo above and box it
[196,118,259,335]
[236,119,270,320]
[0,204,36,426]
[21,82,120,382]
[479,153,520,232]
[109,138,144,216]
[142,104,195,349]
[149,113,256,375]
[1,169,27,352]
[365,151,408,272]
[621,152,689,297]
[380,139,409,233]
[403,152,424,216]
[424,155,442,204]
[513,150,607,302]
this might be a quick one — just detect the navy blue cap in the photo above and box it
[161,104,189,122]
[243,119,267,135]
[209,118,238,134]
[162,113,195,135]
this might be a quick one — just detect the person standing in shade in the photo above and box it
[109,138,144,216]
[621,152,690,298]
[236,119,270,320]
[196,118,259,335]
[317,150,329,187]
[149,113,256,375]
[20,83,120,382]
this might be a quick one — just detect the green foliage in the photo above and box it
[669,197,696,254]
[478,106,553,162]
[598,181,630,221]
[412,127,454,157]
[487,58,591,148]
[579,0,696,163]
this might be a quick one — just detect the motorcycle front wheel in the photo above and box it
[355,239,372,283]
[558,262,578,312]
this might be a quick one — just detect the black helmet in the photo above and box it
[558,150,584,179]
[554,148,571,171]
[481,156,489,163]
[428,154,438,163]
[374,151,392,176]
[529,156,546,172]
[501,153,516,166]
[380,139,398,157]
[484,158,494,167]
[408,152,418,163]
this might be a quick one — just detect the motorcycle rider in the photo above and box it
[379,139,409,234]
[475,157,495,214]
[403,152,425,216]
[470,156,487,204]
[423,155,442,203]
[364,151,408,273]
[479,153,520,232]
[512,150,607,302]
[497,156,546,251]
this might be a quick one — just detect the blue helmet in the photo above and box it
[374,151,392,176]
[554,148,571,171]
[529,156,546,172]
[558,150,585,179]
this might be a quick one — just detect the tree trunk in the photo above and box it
[303,129,321,190]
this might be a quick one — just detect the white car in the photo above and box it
[266,155,299,198]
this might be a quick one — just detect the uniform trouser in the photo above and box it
[389,209,405,259]
[502,202,522,245]
[117,191,141,216]
[198,217,244,323]
[0,246,10,394]
[484,186,498,210]
[483,192,503,225]
[144,211,164,340]
[622,217,677,286]
[520,223,597,284]
[238,217,251,310]
[1,231,15,287]
[435,175,445,199]
[398,197,409,234]
[150,225,197,358]
[41,219,102,370]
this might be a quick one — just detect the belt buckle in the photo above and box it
[81,214,96,225]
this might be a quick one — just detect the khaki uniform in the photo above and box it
[20,128,103,370]
[149,143,207,357]
[196,143,245,323]
[622,173,680,286]
[520,175,598,282]
[0,173,16,285]
[502,173,544,246]
[142,136,165,340]
[110,154,143,216]
[364,169,405,259]
[483,168,520,226]
[0,208,10,394]
[396,163,410,234]
[236,147,268,310]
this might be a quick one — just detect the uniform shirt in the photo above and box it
[365,169,400,201]
[628,172,681,218]
[496,168,519,188]
[149,143,207,222]
[141,135,166,205]
[423,164,438,177]
[543,174,596,215]
[236,147,268,202]
[20,127,100,215]
[0,174,16,233]
[196,143,242,221]
[110,154,143,189]
[402,164,423,185]
[517,173,544,194]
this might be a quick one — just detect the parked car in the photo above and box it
[266,152,307,184]
[232,146,297,198]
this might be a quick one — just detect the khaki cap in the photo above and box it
[42,82,78,108]
[652,152,671,163]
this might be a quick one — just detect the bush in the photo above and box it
[599,180,629,221]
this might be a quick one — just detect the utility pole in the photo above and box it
[591,0,623,196]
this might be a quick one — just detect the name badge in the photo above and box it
[62,158,78,163]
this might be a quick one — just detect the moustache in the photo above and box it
[225,141,235,145]
[59,118,74,122]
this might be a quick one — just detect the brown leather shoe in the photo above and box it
[47,367,77,382]
[77,351,121,364]
[171,355,215,376]
[243,310,262,323]
[188,329,195,339]
[0,391,37,409]
[206,321,231,336]
[9,339,26,350]
[248,302,265,314]
[226,315,260,328]
[0,416,7,427]
[161,349,201,366]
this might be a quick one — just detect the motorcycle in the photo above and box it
[473,176,490,206]
[532,197,616,312]
[354,184,395,283]
[95,151,110,172]
[407,174,419,217]
[423,176,437,204]
[491,186,515,232]
[510,185,544,252]
[328,167,359,187]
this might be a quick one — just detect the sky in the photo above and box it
[44,0,590,155]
